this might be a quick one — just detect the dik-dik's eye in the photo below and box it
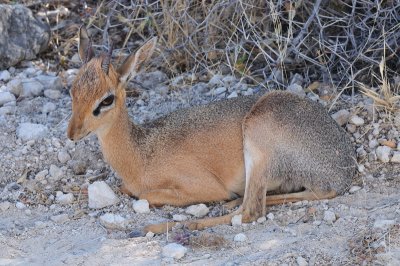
[93,94,115,116]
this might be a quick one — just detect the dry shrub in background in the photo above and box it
[30,0,400,98]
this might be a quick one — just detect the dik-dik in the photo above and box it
[67,26,356,234]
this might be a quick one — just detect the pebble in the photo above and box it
[390,151,400,163]
[214,87,227,95]
[376,146,391,163]
[132,199,150,214]
[35,75,63,91]
[17,123,48,141]
[227,91,238,98]
[7,79,22,96]
[287,84,305,97]
[234,233,247,242]
[0,106,14,115]
[162,243,187,259]
[35,169,48,181]
[185,204,209,218]
[44,89,61,99]
[0,201,11,211]
[208,74,224,86]
[267,213,275,220]
[35,221,47,229]
[146,231,155,238]
[51,213,69,223]
[331,109,350,126]
[231,214,242,226]
[57,150,71,164]
[56,192,75,205]
[173,214,188,222]
[88,181,120,209]
[369,139,379,149]
[0,92,16,106]
[349,186,361,194]
[15,202,26,210]
[42,102,56,113]
[373,219,395,229]
[296,256,308,266]
[99,213,127,229]
[257,216,267,223]
[21,79,44,97]
[349,115,365,126]
[0,70,11,82]
[323,210,336,223]
[49,164,63,180]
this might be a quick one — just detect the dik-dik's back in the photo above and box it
[68,26,356,232]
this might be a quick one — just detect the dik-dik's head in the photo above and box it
[67,26,157,141]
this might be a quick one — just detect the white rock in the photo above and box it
[49,164,63,180]
[7,79,22,96]
[214,87,227,95]
[234,233,247,242]
[56,192,75,205]
[35,221,47,229]
[349,186,361,194]
[376,146,391,163]
[227,91,238,98]
[146,231,155,238]
[0,201,11,211]
[222,75,236,85]
[15,202,26,210]
[0,92,16,106]
[42,102,56,113]
[242,88,254,96]
[373,219,396,229]
[17,123,48,141]
[21,79,45,97]
[331,109,350,126]
[88,181,120,209]
[35,75,63,91]
[162,243,187,259]
[173,214,188,222]
[296,256,308,266]
[51,213,69,223]
[257,216,267,223]
[267,213,275,220]
[185,204,209,218]
[132,199,150,214]
[0,106,15,116]
[44,89,61,99]
[369,139,379,149]
[231,214,242,226]
[99,213,127,229]
[349,115,365,126]
[391,151,400,163]
[323,210,336,223]
[0,70,11,82]
[35,169,48,181]
[57,150,71,163]
[287,83,305,97]
[208,74,224,86]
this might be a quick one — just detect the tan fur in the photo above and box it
[68,28,356,234]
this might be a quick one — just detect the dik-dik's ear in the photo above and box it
[118,37,157,84]
[78,25,95,63]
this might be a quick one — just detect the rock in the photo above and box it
[0,70,11,82]
[242,88,254,96]
[185,204,209,218]
[57,150,71,164]
[15,202,26,210]
[349,186,361,194]
[0,201,11,211]
[132,199,150,214]
[214,87,227,95]
[267,213,275,220]
[0,92,16,106]
[296,256,308,266]
[44,89,61,99]
[173,214,188,222]
[208,74,224,86]
[21,79,45,97]
[227,91,238,99]
[134,71,168,88]
[16,123,48,141]
[376,146,391,163]
[146,231,155,238]
[234,233,247,242]
[391,152,400,163]
[162,243,187,259]
[56,192,74,205]
[99,213,127,230]
[231,214,242,226]
[369,139,379,149]
[70,160,87,175]
[222,75,236,85]
[42,102,56,113]
[35,75,63,91]
[88,181,120,209]
[49,164,63,180]
[349,115,364,126]
[0,106,15,115]
[51,213,69,223]
[257,216,267,223]
[331,110,350,126]
[35,169,48,181]
[287,84,305,97]
[7,79,22,96]
[373,219,396,229]
[0,4,50,68]
[323,210,336,223]
[381,140,396,148]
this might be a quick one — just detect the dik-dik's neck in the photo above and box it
[97,109,144,191]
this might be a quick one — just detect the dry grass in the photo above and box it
[28,0,400,105]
